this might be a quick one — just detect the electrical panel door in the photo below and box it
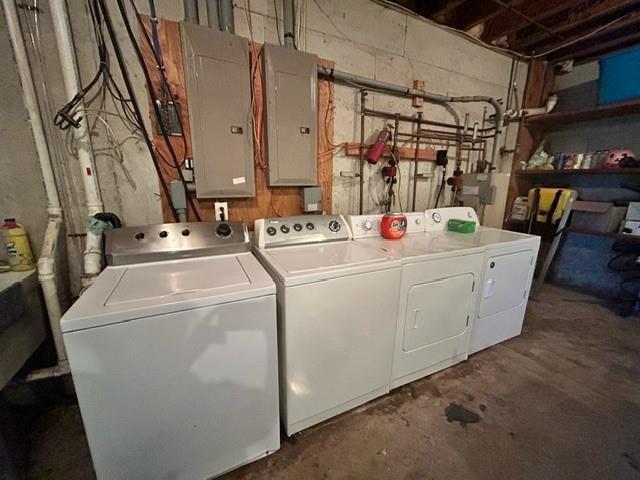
[264,44,318,186]
[181,23,255,198]
[479,250,534,319]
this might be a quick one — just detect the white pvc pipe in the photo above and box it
[3,0,68,364]
[37,216,67,363]
[2,0,61,216]
[50,1,104,286]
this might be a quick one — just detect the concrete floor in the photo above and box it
[25,285,640,479]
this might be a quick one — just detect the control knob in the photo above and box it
[266,226,277,236]
[328,220,341,232]
[216,223,232,237]
[280,225,290,234]
[362,220,372,231]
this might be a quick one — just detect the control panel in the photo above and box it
[347,212,426,238]
[424,207,479,232]
[105,221,250,265]
[254,215,350,248]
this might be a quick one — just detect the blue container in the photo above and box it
[599,46,640,105]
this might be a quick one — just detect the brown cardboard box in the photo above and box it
[571,201,627,233]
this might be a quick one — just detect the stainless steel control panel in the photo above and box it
[105,221,250,265]
[254,215,350,248]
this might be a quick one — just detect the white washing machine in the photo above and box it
[347,213,485,390]
[253,215,401,435]
[61,221,280,480]
[424,207,541,354]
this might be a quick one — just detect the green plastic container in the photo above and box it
[447,218,476,234]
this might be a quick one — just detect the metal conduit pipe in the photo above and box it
[206,0,219,29]
[184,0,199,23]
[218,0,234,33]
[283,0,295,48]
[317,65,504,169]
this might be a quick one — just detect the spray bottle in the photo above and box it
[2,218,35,271]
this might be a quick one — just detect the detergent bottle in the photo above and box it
[2,218,35,271]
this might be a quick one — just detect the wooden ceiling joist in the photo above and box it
[510,0,640,51]
[552,29,640,62]
[389,0,640,61]
[537,10,640,58]
[481,0,583,43]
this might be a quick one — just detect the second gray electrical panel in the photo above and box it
[181,23,255,198]
[264,44,318,186]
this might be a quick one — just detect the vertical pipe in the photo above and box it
[387,114,400,213]
[2,0,61,215]
[283,0,295,48]
[412,112,422,212]
[359,90,367,214]
[184,0,199,23]
[50,1,104,286]
[206,0,220,29]
[218,0,234,33]
[3,0,67,363]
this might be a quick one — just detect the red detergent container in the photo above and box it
[380,213,407,239]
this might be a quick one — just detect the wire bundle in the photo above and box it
[55,0,201,222]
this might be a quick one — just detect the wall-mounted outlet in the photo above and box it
[214,202,228,221]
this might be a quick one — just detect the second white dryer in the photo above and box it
[348,213,484,390]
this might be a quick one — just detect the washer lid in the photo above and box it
[61,253,275,332]
[255,241,399,286]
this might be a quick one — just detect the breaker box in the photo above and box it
[264,44,318,187]
[181,23,255,198]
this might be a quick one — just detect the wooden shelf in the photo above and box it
[524,98,640,128]
[516,168,640,176]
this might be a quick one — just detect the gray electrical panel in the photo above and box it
[181,23,255,198]
[264,44,318,186]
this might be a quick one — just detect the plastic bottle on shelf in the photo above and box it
[2,218,35,272]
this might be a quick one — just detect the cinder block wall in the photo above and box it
[1,0,527,264]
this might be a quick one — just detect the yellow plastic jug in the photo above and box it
[2,218,35,271]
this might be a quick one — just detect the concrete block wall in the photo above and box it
[1,0,527,272]
[232,0,528,215]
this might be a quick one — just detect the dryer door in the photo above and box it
[403,274,473,352]
[479,250,533,319]
[391,252,483,389]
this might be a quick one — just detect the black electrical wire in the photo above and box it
[96,0,179,222]
[131,0,188,167]
[434,167,446,208]
[115,0,200,221]
[607,239,640,302]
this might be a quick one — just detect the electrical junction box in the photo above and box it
[264,43,318,187]
[459,172,496,207]
[303,187,322,212]
[181,23,255,198]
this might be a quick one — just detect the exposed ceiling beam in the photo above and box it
[511,0,639,51]
[482,0,583,43]
[532,10,640,56]
[551,29,640,62]
[450,0,529,31]
[427,0,467,21]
